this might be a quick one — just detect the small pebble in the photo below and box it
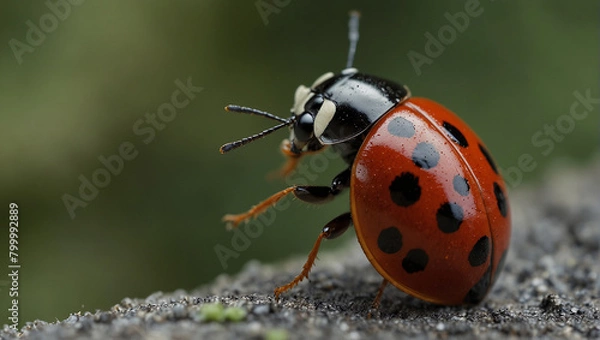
[348,331,361,340]
[172,304,187,319]
[253,304,270,315]
[247,321,262,334]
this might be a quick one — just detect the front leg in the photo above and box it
[222,168,351,228]
[271,139,326,178]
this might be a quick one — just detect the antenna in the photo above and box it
[224,105,288,123]
[220,106,294,154]
[346,10,361,69]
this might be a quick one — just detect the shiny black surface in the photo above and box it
[312,71,409,144]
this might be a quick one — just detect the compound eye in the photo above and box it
[304,95,324,114]
[294,112,314,142]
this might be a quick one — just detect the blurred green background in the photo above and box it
[0,0,598,325]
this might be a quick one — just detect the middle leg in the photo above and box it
[222,167,351,228]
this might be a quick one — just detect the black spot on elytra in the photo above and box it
[377,227,403,254]
[412,142,440,169]
[464,265,492,304]
[453,175,470,196]
[436,202,464,233]
[479,144,498,174]
[387,117,415,138]
[443,121,468,147]
[402,249,429,273]
[389,172,421,207]
[494,182,508,217]
[468,236,490,267]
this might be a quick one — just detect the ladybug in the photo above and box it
[220,11,511,308]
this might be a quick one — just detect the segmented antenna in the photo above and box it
[220,106,294,154]
[346,10,361,69]
[224,105,288,123]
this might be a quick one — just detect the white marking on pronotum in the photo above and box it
[313,99,336,138]
[293,85,312,116]
[311,72,334,89]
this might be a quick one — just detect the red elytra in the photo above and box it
[351,97,510,305]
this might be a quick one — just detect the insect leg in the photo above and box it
[222,168,350,227]
[274,212,353,298]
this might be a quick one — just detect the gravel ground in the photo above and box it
[2,158,600,339]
